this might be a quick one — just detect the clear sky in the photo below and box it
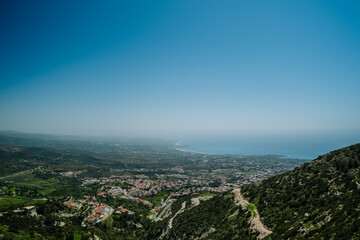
[1,0,360,138]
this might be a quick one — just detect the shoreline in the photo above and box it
[174,141,314,160]
[175,146,208,155]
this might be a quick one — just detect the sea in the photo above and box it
[177,133,360,160]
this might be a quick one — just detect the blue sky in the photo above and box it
[1,0,360,138]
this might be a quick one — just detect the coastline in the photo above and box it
[175,140,211,155]
[174,140,314,160]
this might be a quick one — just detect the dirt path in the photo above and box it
[168,201,186,230]
[158,201,187,240]
[197,227,216,240]
[190,195,213,209]
[153,202,172,221]
[191,197,200,208]
[232,188,272,239]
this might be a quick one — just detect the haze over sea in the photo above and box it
[1,1,360,156]
[178,132,360,160]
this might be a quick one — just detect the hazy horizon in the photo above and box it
[1,129,359,160]
[1,1,360,142]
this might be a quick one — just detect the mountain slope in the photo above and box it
[161,144,360,239]
[159,193,257,240]
[242,143,360,239]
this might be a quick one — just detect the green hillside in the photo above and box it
[160,193,257,240]
[242,143,360,239]
[157,144,360,239]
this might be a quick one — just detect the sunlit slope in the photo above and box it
[242,143,360,239]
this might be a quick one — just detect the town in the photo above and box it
[62,159,304,226]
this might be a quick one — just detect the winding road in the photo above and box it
[232,188,272,239]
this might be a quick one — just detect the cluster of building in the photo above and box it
[64,196,116,227]
[79,165,288,217]
[107,186,123,196]
[169,185,234,197]
[61,156,305,228]
[64,198,82,210]
[115,205,134,215]
[82,202,114,226]
[122,176,178,197]
[81,172,235,199]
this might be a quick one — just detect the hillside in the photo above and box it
[159,193,257,240]
[242,143,360,239]
[155,144,360,240]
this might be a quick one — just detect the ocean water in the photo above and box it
[178,133,360,160]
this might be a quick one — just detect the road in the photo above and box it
[158,201,187,240]
[152,195,172,221]
[168,201,186,230]
[232,188,272,239]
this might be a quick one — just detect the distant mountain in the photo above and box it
[0,131,187,169]
[162,144,360,239]
[0,131,175,152]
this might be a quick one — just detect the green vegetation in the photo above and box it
[142,192,169,206]
[242,143,360,239]
[0,196,45,209]
[246,203,257,217]
[168,193,257,239]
